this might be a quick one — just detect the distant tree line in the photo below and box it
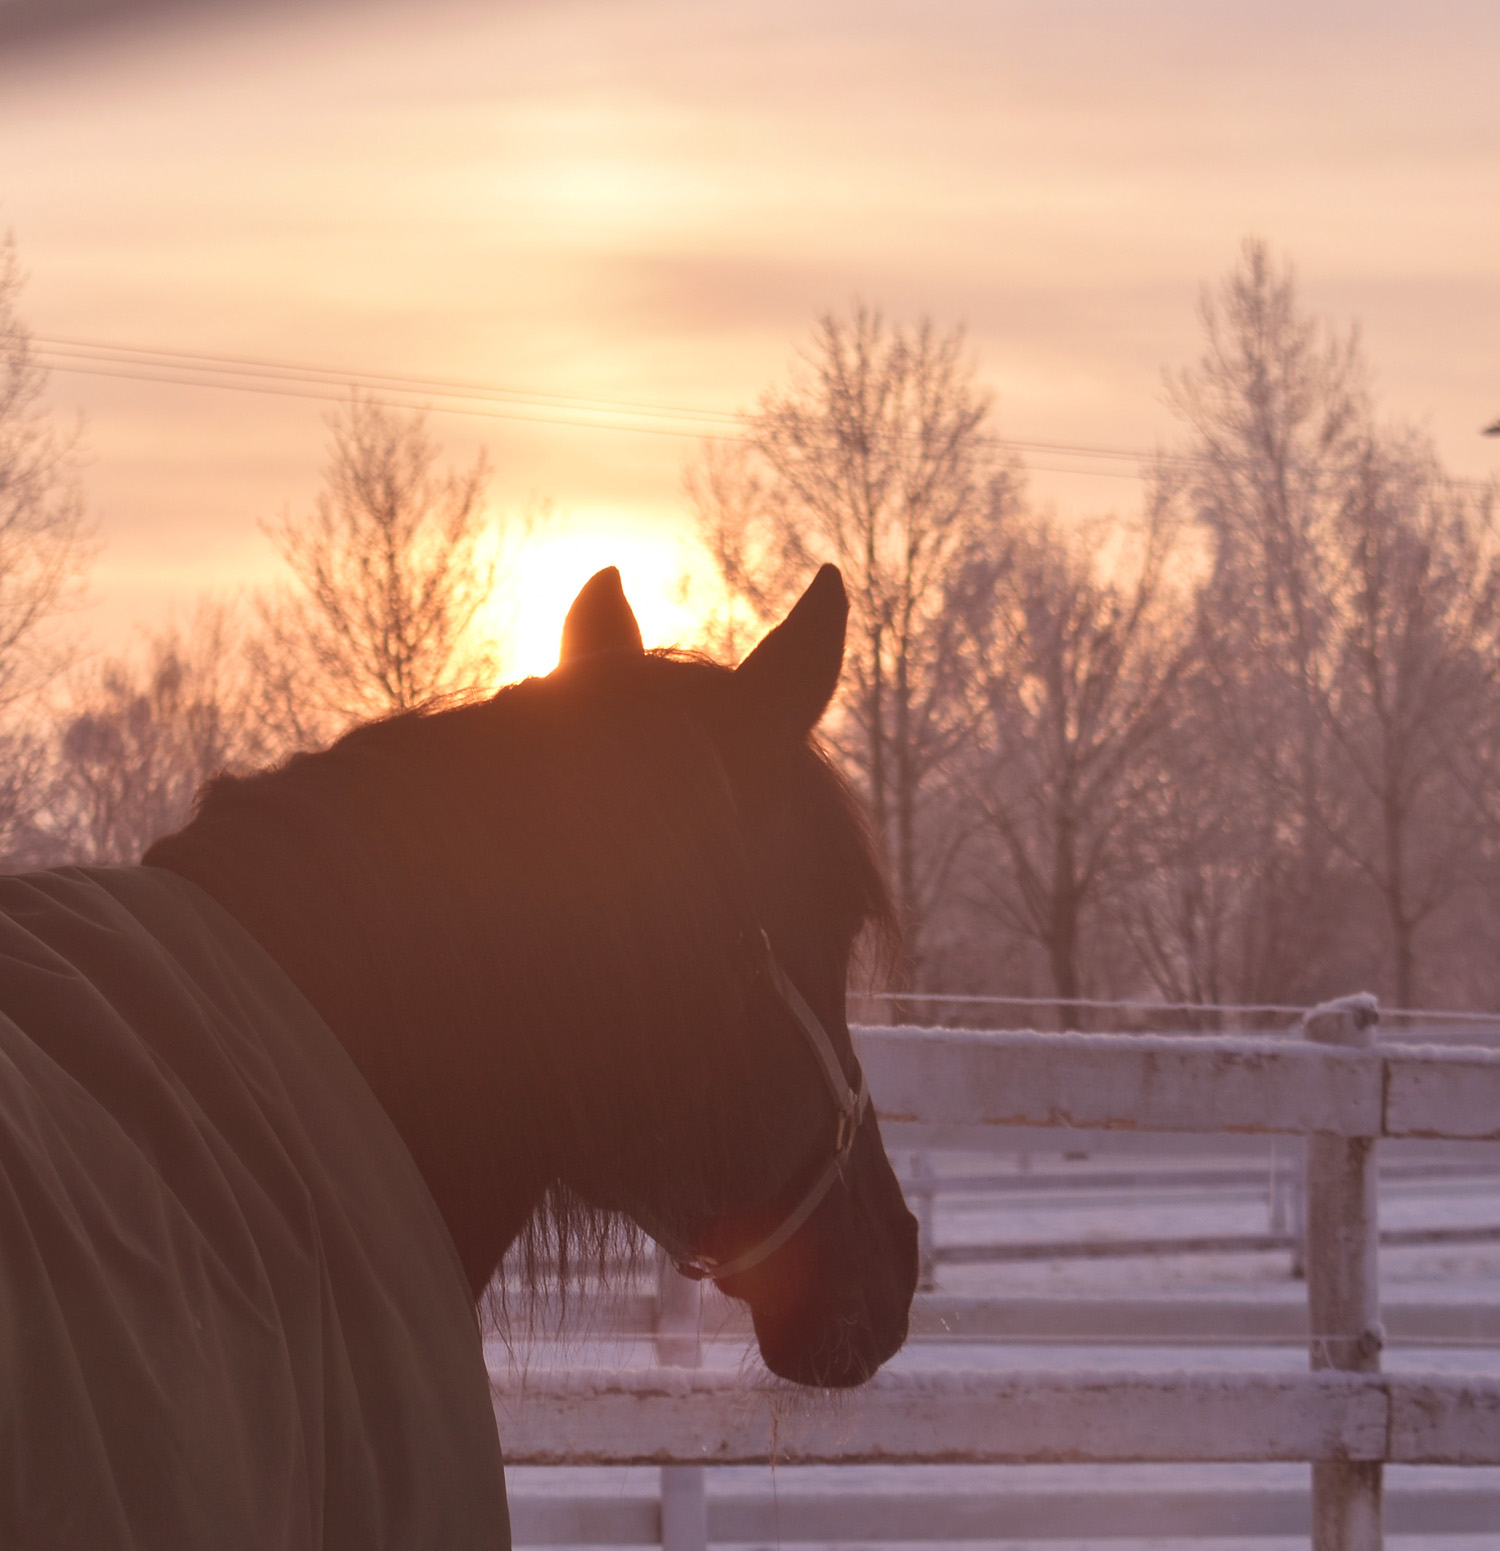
[3,234,1497,1017]
[0,234,517,871]
[690,243,1500,1019]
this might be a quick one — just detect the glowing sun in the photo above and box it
[484,517,704,684]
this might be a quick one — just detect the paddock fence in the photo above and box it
[491,996,1500,1550]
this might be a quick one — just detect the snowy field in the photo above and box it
[495,1140,1500,1549]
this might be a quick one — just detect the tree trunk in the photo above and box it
[1049,817,1081,1029]
[894,626,919,974]
[868,619,887,863]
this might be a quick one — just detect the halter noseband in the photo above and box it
[671,930,870,1283]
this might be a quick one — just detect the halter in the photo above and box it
[671,929,870,1283]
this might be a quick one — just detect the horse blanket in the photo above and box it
[0,866,508,1550]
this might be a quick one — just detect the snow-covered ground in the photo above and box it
[498,1144,1500,1549]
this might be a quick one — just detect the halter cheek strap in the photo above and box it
[672,932,870,1283]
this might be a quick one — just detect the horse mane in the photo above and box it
[148,650,896,1328]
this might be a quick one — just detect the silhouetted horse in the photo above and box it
[0,565,918,1549]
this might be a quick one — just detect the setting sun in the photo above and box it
[488,515,706,684]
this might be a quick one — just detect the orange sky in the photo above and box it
[2,0,1497,675]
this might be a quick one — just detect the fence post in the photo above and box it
[1270,1140,1308,1279]
[656,1251,707,1551]
[907,1152,937,1290]
[1288,1162,1307,1281]
[1303,994,1383,1551]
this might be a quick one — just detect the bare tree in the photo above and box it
[0,725,57,870]
[964,495,1195,1016]
[0,236,92,871]
[1166,242,1500,1009]
[255,395,504,744]
[689,307,1016,969]
[1114,651,1310,1023]
[1311,439,1499,1007]
[0,235,91,712]
[51,604,260,864]
[1166,241,1374,1005]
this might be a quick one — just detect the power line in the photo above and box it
[29,333,1168,475]
[32,338,743,441]
[31,333,1496,490]
[36,355,734,440]
[33,335,745,427]
[33,349,1157,480]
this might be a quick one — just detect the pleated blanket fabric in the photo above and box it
[0,866,509,1550]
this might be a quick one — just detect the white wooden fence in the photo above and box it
[492,996,1500,1550]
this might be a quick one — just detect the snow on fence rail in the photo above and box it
[494,996,1500,1551]
[860,1018,1500,1144]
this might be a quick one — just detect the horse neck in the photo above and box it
[147,726,565,1297]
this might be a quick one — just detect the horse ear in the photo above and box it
[559,567,645,666]
[734,564,847,737]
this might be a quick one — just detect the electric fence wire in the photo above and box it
[860,991,1500,1025]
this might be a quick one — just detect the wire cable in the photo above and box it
[33,334,745,426]
[861,991,1500,1024]
[20,335,1223,476]
[33,332,1496,489]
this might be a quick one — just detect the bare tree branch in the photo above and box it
[49,602,261,863]
[686,306,1016,974]
[253,394,514,745]
[0,234,92,714]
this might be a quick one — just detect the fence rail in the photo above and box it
[507,1488,1500,1546]
[493,1367,1500,1466]
[494,995,1500,1550]
[860,1022,1500,1142]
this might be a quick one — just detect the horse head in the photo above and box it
[149,564,917,1392]
[550,565,918,1387]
